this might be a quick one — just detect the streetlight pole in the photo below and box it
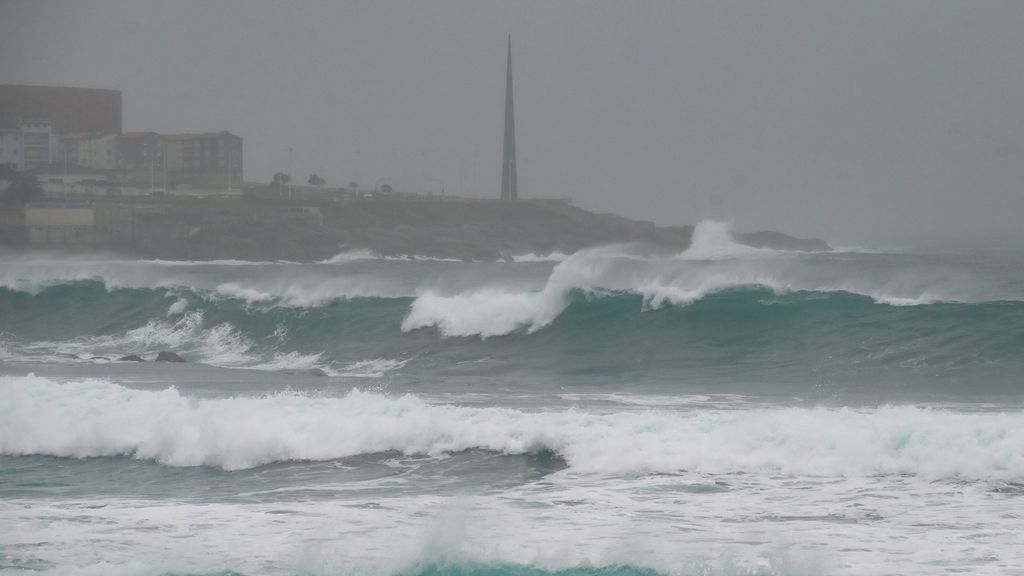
[287,146,294,199]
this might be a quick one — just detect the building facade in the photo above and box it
[0,129,19,171]
[60,132,117,170]
[0,120,57,171]
[114,131,242,189]
[20,121,56,170]
[115,132,165,187]
[25,202,95,248]
[0,85,122,135]
[164,131,243,188]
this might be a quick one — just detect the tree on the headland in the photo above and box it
[379,184,393,194]
[308,174,326,187]
[0,166,43,207]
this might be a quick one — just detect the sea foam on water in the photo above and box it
[3,374,1023,479]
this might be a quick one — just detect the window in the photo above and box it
[24,133,48,146]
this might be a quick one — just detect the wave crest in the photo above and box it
[3,375,1023,478]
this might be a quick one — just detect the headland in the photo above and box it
[0,183,830,261]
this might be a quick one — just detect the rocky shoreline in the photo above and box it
[122,197,830,261]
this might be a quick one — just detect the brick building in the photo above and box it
[0,85,122,135]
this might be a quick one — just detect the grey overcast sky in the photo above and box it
[2,1,1023,248]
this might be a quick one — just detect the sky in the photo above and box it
[1,0,1023,248]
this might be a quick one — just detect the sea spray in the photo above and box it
[679,220,780,260]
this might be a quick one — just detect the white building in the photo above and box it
[0,129,20,171]
[60,132,117,170]
[20,121,56,170]
[0,120,57,171]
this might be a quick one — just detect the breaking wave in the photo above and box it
[399,233,1018,338]
[321,249,463,263]
[3,375,1023,478]
[678,220,780,260]
[3,224,1023,382]
[0,565,673,576]
[2,274,1023,385]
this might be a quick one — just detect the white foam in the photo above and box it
[399,235,1015,337]
[321,249,463,263]
[211,277,408,307]
[402,288,566,338]
[0,493,837,576]
[866,291,944,306]
[165,297,188,317]
[148,258,290,266]
[14,311,257,366]
[0,253,413,304]
[4,375,1023,479]
[338,357,409,378]
[402,245,637,337]
[4,242,1017,322]
[6,306,345,373]
[678,220,782,260]
[245,351,329,373]
[510,251,571,263]
[319,248,380,263]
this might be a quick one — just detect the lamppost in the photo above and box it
[63,147,69,200]
[288,146,294,199]
[163,144,168,193]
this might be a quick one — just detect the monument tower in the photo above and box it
[501,35,518,201]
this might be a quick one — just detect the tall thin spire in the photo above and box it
[501,34,518,201]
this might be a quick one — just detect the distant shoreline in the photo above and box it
[0,192,830,262]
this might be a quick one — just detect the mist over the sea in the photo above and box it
[4,1,1024,248]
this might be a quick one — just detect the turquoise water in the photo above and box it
[2,231,1024,575]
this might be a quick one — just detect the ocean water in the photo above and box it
[2,221,1024,576]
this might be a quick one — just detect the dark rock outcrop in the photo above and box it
[734,231,832,252]
[118,354,145,362]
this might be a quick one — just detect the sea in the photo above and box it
[1,220,1023,576]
